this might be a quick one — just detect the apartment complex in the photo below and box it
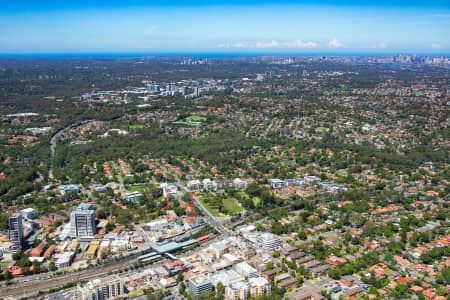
[79,276,125,300]
[9,213,24,252]
[70,203,96,239]
[225,277,271,300]
[188,274,213,296]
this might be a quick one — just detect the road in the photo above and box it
[111,160,125,193]
[4,234,224,299]
[160,165,230,237]
[0,248,152,299]
[48,120,92,180]
[2,142,229,298]
[174,182,230,238]
[2,177,229,299]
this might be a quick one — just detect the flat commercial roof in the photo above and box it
[141,255,162,262]
[139,252,159,260]
[179,239,198,248]
[153,242,181,254]
[152,239,198,254]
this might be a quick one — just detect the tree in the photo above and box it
[390,284,410,299]
[296,272,304,284]
[384,252,394,264]
[179,281,186,294]
[18,256,31,269]
[298,231,307,240]
[106,222,116,232]
[363,221,377,236]
[49,261,56,271]
[216,282,225,296]
[437,267,450,285]
[4,269,12,281]
[328,268,341,280]
[32,260,41,274]
[271,221,284,235]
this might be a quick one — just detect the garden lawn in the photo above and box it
[129,125,144,129]
[127,184,147,192]
[187,115,206,122]
[223,197,242,214]
[198,197,219,216]
[252,197,261,207]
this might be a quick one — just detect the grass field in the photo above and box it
[235,191,260,208]
[199,195,242,216]
[315,127,330,133]
[0,262,9,267]
[223,197,242,213]
[187,115,206,122]
[198,197,219,216]
[129,124,144,129]
[337,169,347,177]
[252,197,261,207]
[127,184,147,192]
[173,121,202,127]
[235,192,249,200]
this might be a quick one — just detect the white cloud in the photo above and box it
[284,40,318,48]
[254,40,280,48]
[431,43,441,49]
[328,38,342,48]
[368,42,387,49]
[217,40,319,49]
[217,42,246,48]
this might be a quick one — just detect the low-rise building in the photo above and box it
[268,179,285,189]
[30,241,46,257]
[288,289,325,300]
[92,184,107,193]
[124,191,142,203]
[62,184,80,193]
[235,262,258,279]
[20,208,38,219]
[54,251,75,269]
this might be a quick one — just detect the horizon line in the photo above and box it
[0,50,449,59]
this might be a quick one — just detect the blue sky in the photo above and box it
[0,0,449,53]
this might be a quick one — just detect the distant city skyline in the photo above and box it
[0,0,449,54]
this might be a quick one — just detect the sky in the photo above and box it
[0,0,449,54]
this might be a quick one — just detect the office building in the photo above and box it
[257,233,282,250]
[193,87,201,97]
[9,214,24,252]
[70,203,96,239]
